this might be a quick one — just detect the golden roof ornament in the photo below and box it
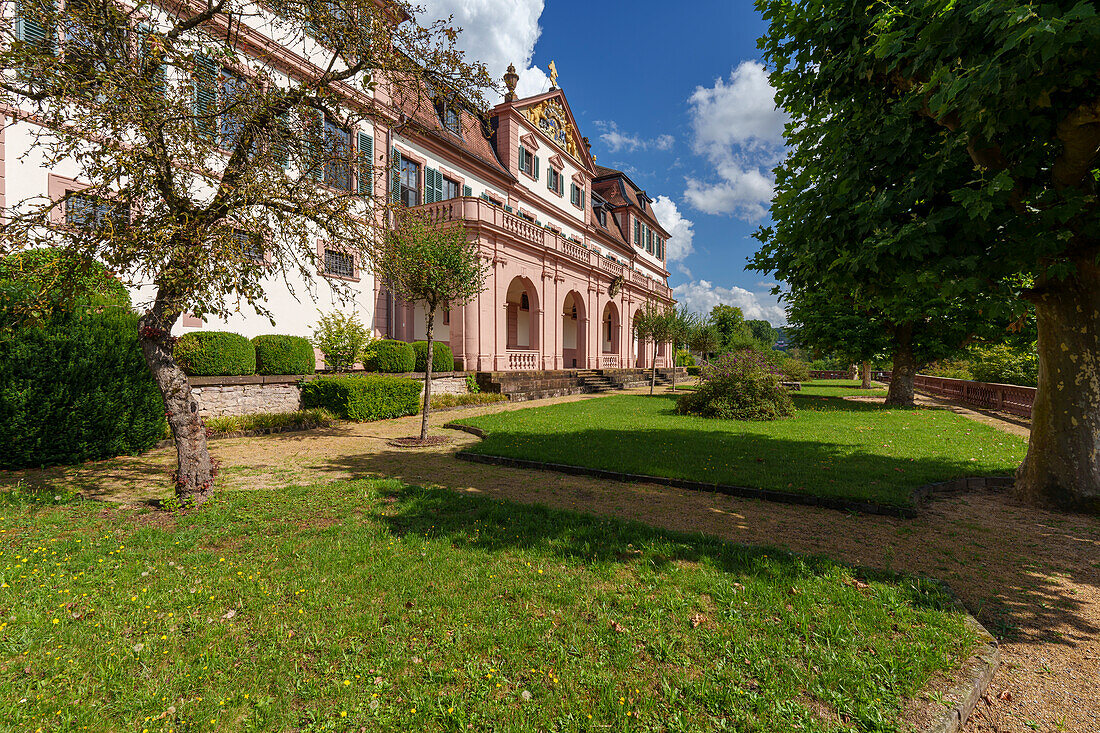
[548,60,558,90]
[503,63,519,102]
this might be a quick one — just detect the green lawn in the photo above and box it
[0,480,973,732]
[799,379,889,398]
[454,393,1025,506]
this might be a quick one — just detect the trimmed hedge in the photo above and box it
[412,341,455,372]
[686,365,700,376]
[300,375,421,421]
[253,334,316,375]
[0,308,166,469]
[368,339,416,373]
[174,331,256,376]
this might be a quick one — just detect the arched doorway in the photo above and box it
[601,301,620,367]
[505,276,539,353]
[562,291,586,369]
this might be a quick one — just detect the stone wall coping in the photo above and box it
[188,371,473,387]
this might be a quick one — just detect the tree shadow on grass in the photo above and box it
[314,442,1100,653]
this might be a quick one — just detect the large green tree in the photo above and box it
[756,0,1100,511]
[1,0,489,504]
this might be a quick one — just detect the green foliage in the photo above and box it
[465,374,480,393]
[429,392,507,409]
[686,365,701,377]
[676,349,696,367]
[778,356,811,382]
[203,408,335,436]
[925,359,974,381]
[746,319,779,346]
[252,334,316,375]
[677,350,794,421]
[710,305,754,351]
[412,341,455,373]
[368,340,416,373]
[300,375,421,421]
[173,331,256,376]
[311,311,369,373]
[0,248,130,315]
[0,308,166,469]
[969,344,1038,387]
[687,323,721,359]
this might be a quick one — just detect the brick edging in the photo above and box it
[925,615,1000,733]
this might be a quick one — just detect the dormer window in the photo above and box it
[596,207,607,227]
[434,99,461,135]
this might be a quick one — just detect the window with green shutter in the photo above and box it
[634,219,641,246]
[356,132,373,195]
[16,0,55,53]
[390,147,402,204]
[463,184,472,197]
[425,167,443,204]
[192,54,218,140]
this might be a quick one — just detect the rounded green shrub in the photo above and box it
[253,334,316,375]
[675,349,696,367]
[174,331,256,376]
[686,365,701,377]
[676,349,794,421]
[412,341,455,372]
[368,340,416,373]
[0,308,166,469]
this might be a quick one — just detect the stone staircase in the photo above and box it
[476,367,688,401]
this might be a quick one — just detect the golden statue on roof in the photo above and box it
[548,60,558,89]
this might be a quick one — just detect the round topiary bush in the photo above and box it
[253,334,316,375]
[368,339,416,373]
[412,340,455,372]
[174,331,256,376]
[676,349,794,421]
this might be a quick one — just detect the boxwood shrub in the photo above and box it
[174,331,256,376]
[0,308,166,468]
[686,365,700,377]
[368,339,416,373]
[300,375,421,421]
[253,334,316,375]
[412,341,455,372]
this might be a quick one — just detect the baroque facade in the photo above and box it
[2,5,675,371]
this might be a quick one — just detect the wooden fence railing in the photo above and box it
[877,372,1035,418]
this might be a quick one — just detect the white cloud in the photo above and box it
[684,60,789,220]
[673,280,788,325]
[418,0,549,102]
[650,196,694,264]
[595,121,675,153]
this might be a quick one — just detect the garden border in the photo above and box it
[922,615,1000,733]
[446,422,1013,518]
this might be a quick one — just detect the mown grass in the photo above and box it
[0,480,973,732]
[454,393,1025,506]
[799,379,888,398]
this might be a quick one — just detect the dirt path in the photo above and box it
[4,389,1095,732]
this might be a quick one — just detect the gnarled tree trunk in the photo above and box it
[138,306,214,506]
[860,361,872,389]
[885,323,916,407]
[1016,261,1100,512]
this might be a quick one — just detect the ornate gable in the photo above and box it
[518,93,591,169]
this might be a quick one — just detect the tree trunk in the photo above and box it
[138,308,214,507]
[860,361,872,389]
[670,346,678,393]
[421,310,434,441]
[650,340,657,395]
[885,324,916,407]
[1016,262,1100,512]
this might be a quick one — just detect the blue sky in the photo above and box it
[420,1,788,324]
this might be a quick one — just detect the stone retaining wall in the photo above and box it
[188,373,472,419]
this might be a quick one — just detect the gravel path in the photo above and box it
[5,387,1095,732]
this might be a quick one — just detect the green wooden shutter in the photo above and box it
[518,146,526,174]
[533,155,539,179]
[634,219,640,245]
[462,184,472,197]
[424,167,438,204]
[580,191,585,209]
[16,0,54,52]
[357,132,373,195]
[271,110,290,169]
[193,54,218,140]
[308,110,325,182]
[547,170,554,191]
[390,147,402,204]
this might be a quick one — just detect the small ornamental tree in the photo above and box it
[688,322,721,363]
[312,310,370,373]
[633,301,675,395]
[375,209,487,441]
[666,306,698,393]
[0,0,491,504]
